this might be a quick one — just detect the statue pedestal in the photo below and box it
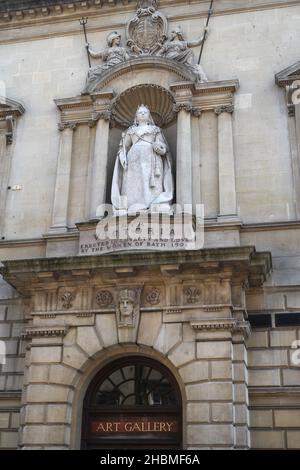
[77,214,203,256]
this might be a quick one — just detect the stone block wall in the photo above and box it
[247,327,300,449]
[0,291,25,449]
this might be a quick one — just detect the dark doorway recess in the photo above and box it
[81,356,183,449]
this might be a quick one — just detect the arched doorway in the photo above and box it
[81,356,182,449]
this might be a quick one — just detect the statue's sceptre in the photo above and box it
[198,0,214,65]
[79,17,91,68]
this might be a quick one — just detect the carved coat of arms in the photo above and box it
[126,0,167,55]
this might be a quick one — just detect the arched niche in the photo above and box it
[106,81,178,204]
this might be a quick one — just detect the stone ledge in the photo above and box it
[0,246,272,296]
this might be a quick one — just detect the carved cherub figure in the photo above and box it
[159,25,208,82]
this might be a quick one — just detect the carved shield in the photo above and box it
[126,9,167,55]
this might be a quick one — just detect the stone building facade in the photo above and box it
[0,0,300,450]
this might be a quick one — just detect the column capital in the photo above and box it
[174,103,201,117]
[285,81,300,117]
[58,121,77,132]
[0,115,14,145]
[91,110,112,122]
[215,105,234,115]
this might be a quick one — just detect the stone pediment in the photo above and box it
[0,96,25,119]
[275,61,300,87]
[0,96,24,144]
[85,56,197,94]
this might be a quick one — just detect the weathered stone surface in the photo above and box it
[250,430,285,449]
[248,369,281,387]
[154,323,182,355]
[137,312,162,347]
[211,361,232,380]
[28,365,49,383]
[186,403,210,423]
[234,404,248,425]
[11,413,20,429]
[250,410,273,428]
[47,404,70,423]
[25,404,45,423]
[282,369,300,386]
[22,425,69,446]
[95,314,118,348]
[247,331,269,348]
[0,323,11,337]
[211,403,233,423]
[62,345,88,370]
[270,330,297,347]
[26,384,71,403]
[197,341,232,360]
[168,342,195,367]
[248,350,288,367]
[48,364,77,386]
[187,424,233,446]
[30,346,61,364]
[0,431,19,448]
[186,382,233,401]
[233,384,248,404]
[287,431,300,449]
[179,361,209,383]
[234,425,249,448]
[274,410,300,427]
[76,327,102,357]
[0,413,10,428]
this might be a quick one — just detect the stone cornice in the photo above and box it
[0,1,298,31]
[275,61,300,88]
[0,97,25,119]
[0,246,272,296]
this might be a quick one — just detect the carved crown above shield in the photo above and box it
[126,0,167,55]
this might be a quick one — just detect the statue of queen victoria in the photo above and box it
[111,105,174,215]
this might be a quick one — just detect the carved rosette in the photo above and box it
[146,287,161,305]
[126,1,167,55]
[96,290,113,307]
